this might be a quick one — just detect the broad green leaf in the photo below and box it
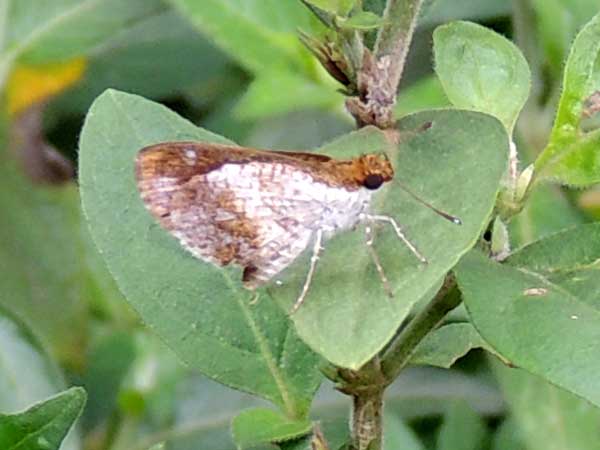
[273,110,507,368]
[0,0,166,87]
[535,12,600,185]
[233,71,341,121]
[167,0,319,75]
[232,408,312,448]
[0,387,86,450]
[433,21,531,133]
[384,414,424,450]
[437,402,487,450]
[79,90,322,417]
[456,239,600,407]
[493,360,600,450]
[410,323,494,369]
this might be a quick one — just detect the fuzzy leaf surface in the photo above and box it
[79,90,322,418]
[457,228,600,407]
[433,21,530,133]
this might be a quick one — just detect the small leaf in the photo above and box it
[456,233,600,408]
[437,402,487,450]
[79,90,323,417]
[535,12,600,186]
[232,408,312,448]
[0,387,86,450]
[433,21,531,133]
[339,11,384,30]
[410,323,494,369]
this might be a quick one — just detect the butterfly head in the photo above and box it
[355,153,394,190]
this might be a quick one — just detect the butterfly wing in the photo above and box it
[136,142,329,288]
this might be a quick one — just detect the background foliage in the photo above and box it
[1,0,600,449]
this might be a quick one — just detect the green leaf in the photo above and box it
[339,11,384,30]
[79,90,322,417]
[437,402,487,450]
[273,110,507,368]
[433,21,531,133]
[410,323,493,369]
[232,408,312,448]
[0,387,86,450]
[456,235,600,407]
[493,360,600,450]
[0,309,82,450]
[535,12,600,186]
[491,418,525,450]
[384,414,424,450]
[167,0,319,75]
[233,71,341,121]
[0,0,167,86]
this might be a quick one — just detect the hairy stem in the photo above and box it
[351,387,384,450]
[381,275,461,381]
[374,0,425,95]
[345,0,425,128]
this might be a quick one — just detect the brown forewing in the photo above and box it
[135,142,347,288]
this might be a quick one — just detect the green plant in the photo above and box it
[2,1,600,450]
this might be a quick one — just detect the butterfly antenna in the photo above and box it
[395,181,462,225]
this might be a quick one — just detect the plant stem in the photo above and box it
[374,0,425,96]
[345,0,425,128]
[380,275,461,382]
[351,387,384,450]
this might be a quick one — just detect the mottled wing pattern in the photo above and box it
[135,142,329,288]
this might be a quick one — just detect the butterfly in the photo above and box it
[135,142,459,312]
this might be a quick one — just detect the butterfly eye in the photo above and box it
[363,174,384,190]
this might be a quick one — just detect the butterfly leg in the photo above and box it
[364,224,394,298]
[362,214,427,264]
[291,229,324,314]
